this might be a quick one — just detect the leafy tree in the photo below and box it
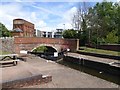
[62,29,77,39]
[105,30,118,44]
[71,1,119,45]
[84,2,119,44]
[0,22,12,37]
[80,18,89,45]
[33,46,48,52]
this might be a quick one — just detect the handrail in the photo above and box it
[0,54,18,57]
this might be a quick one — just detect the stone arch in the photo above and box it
[31,44,58,52]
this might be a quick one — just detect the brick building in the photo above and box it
[12,19,35,37]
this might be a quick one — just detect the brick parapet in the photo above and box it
[14,37,79,53]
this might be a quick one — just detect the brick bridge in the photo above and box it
[14,37,79,54]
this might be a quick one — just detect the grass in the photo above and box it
[0,50,11,55]
[79,47,120,56]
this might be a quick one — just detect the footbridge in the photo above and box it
[14,37,79,54]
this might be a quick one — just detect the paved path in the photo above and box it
[1,55,119,88]
[1,61,42,82]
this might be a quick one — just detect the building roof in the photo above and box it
[13,18,34,25]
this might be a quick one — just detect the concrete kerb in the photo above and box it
[2,74,52,89]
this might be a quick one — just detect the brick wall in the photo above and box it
[14,37,79,53]
[98,45,120,51]
[0,37,79,54]
[86,44,120,51]
[13,19,35,37]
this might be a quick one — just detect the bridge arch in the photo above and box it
[14,37,79,54]
[31,44,59,52]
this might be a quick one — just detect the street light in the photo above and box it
[63,24,65,30]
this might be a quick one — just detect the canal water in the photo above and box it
[30,52,120,85]
[57,60,120,85]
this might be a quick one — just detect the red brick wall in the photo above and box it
[13,19,35,37]
[98,45,120,51]
[86,44,120,51]
[14,37,79,53]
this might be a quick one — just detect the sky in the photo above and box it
[0,0,119,32]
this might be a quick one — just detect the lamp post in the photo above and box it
[63,24,65,30]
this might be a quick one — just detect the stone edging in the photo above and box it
[63,56,120,76]
[2,75,52,89]
[77,51,120,60]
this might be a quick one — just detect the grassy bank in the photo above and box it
[79,47,120,56]
[0,51,11,55]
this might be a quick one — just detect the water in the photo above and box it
[32,52,120,85]
[58,60,120,85]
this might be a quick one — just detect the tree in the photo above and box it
[72,8,82,30]
[62,29,77,39]
[72,2,88,31]
[84,2,119,44]
[0,23,12,37]
[72,2,89,46]
[33,46,48,52]
[105,30,118,44]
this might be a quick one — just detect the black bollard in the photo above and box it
[81,58,84,66]
[13,56,16,60]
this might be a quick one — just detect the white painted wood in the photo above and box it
[20,50,27,54]
[0,54,18,57]
[54,52,58,57]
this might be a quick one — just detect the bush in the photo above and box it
[33,46,48,52]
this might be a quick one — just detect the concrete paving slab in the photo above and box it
[2,61,42,82]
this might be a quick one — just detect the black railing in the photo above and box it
[28,49,68,61]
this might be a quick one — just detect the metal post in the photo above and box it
[63,24,65,30]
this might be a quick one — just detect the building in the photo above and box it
[36,29,63,38]
[12,18,35,37]
[54,29,63,38]
[48,32,52,38]
[36,30,53,38]
[36,30,41,37]
[36,30,46,37]
[11,28,23,37]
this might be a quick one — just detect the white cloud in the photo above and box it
[117,0,120,2]
[63,7,77,22]
[32,5,61,17]
[0,3,27,29]
[39,27,55,32]
[31,12,37,20]
[0,3,19,29]
[57,6,77,29]
[35,20,47,30]
[0,2,77,32]
[0,3,48,31]
[57,23,73,30]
